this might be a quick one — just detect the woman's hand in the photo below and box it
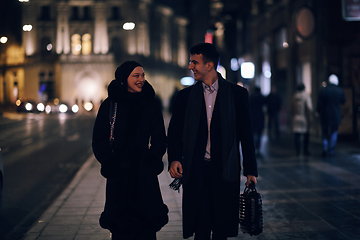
[169,161,183,178]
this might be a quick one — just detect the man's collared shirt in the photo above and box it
[202,80,218,160]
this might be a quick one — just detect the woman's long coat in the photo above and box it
[291,90,313,133]
[168,76,258,238]
[92,80,168,234]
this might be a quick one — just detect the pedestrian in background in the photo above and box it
[317,74,346,156]
[92,61,168,240]
[168,43,258,240]
[266,85,282,140]
[291,83,313,157]
[249,86,266,157]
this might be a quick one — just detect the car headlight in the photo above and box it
[25,103,33,111]
[45,105,52,114]
[59,104,68,113]
[71,104,79,113]
[37,103,45,112]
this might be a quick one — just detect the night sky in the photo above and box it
[0,0,23,43]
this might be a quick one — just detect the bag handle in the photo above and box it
[109,101,118,143]
[244,181,257,193]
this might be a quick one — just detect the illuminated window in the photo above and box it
[71,33,92,55]
[82,34,92,55]
[71,34,81,55]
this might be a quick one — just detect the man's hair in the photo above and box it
[190,43,219,66]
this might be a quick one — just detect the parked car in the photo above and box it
[16,99,41,113]
[44,99,78,114]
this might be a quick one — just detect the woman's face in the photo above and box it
[127,66,145,93]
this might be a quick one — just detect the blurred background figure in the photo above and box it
[266,85,282,140]
[317,74,346,157]
[249,86,266,157]
[291,83,313,157]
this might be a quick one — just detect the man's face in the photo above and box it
[188,54,207,81]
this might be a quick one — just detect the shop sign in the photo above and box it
[342,0,360,21]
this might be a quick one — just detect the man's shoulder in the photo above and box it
[227,81,248,95]
[176,83,198,98]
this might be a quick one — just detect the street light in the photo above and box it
[123,22,135,30]
[0,37,8,44]
[23,25,33,32]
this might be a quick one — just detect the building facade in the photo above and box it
[234,0,360,139]
[1,0,189,112]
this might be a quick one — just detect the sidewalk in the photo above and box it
[22,154,187,240]
[22,124,360,240]
[23,153,263,240]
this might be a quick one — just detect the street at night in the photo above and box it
[0,112,360,240]
[0,112,95,240]
[1,0,360,239]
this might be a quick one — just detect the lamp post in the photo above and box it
[0,36,8,105]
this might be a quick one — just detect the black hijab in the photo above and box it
[107,61,155,107]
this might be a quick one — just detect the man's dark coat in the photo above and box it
[317,84,346,126]
[168,75,258,238]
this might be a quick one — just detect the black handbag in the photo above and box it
[239,181,263,236]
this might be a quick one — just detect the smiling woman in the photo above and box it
[92,61,168,240]
[126,66,145,93]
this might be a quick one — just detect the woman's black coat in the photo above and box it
[92,80,168,234]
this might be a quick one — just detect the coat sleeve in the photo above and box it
[92,99,114,165]
[236,87,258,177]
[147,100,167,175]
[167,90,186,168]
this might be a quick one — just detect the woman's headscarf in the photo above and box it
[115,61,142,87]
[108,61,154,104]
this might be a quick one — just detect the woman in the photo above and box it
[291,83,313,157]
[92,61,168,240]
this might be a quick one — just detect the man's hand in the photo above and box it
[169,161,183,178]
[246,175,257,186]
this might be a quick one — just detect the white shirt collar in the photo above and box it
[202,80,218,93]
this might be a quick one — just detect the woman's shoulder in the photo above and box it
[98,98,111,111]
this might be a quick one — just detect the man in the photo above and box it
[317,74,346,156]
[266,85,282,140]
[249,86,266,157]
[168,43,258,240]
